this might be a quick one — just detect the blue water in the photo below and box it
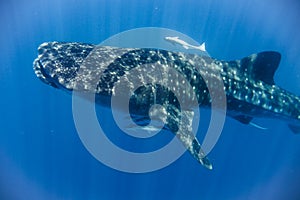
[1,0,300,199]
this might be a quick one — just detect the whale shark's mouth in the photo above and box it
[33,58,59,89]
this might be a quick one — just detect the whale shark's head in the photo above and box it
[33,42,94,90]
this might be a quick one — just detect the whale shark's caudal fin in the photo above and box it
[240,51,281,85]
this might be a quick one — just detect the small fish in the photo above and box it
[164,36,206,52]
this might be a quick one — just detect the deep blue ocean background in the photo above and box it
[1,0,300,199]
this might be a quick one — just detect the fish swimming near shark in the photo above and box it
[164,36,206,52]
[33,41,300,170]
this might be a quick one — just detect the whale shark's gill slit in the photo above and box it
[97,49,161,93]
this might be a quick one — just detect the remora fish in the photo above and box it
[164,36,206,52]
[33,42,300,169]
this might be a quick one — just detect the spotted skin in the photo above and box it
[33,42,300,170]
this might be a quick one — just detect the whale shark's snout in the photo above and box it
[33,42,61,88]
[33,42,94,90]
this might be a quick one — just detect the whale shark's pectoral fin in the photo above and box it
[177,134,213,170]
[170,109,212,170]
[288,124,300,134]
[232,115,253,124]
[232,115,268,130]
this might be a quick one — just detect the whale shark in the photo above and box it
[33,41,300,170]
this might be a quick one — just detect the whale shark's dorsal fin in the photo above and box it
[240,51,281,85]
